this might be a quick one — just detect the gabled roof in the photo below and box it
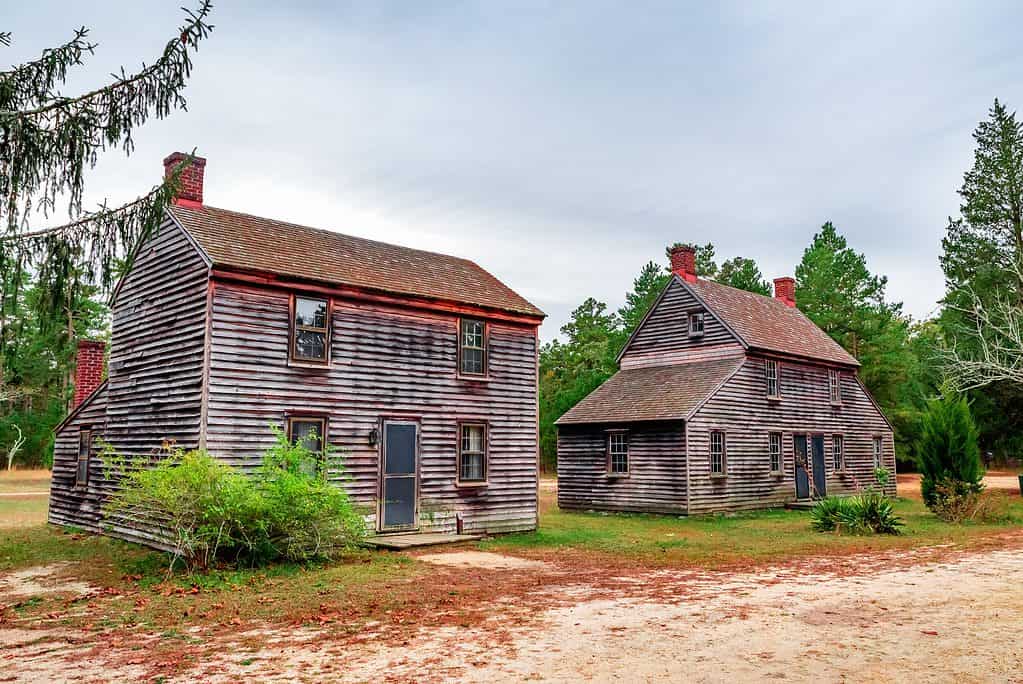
[166,204,544,319]
[555,356,744,425]
[686,278,859,367]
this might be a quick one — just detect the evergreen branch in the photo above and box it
[0,186,164,243]
[0,33,11,48]
[0,27,95,111]
[0,2,213,232]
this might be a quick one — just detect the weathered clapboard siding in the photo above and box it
[48,387,108,532]
[105,218,209,458]
[685,356,896,514]
[619,279,741,369]
[203,280,539,534]
[557,423,686,514]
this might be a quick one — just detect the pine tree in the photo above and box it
[939,99,1023,458]
[617,261,670,339]
[0,4,213,402]
[916,392,983,508]
[716,257,771,296]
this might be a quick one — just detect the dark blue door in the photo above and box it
[381,422,418,531]
[794,435,810,499]
[811,435,827,497]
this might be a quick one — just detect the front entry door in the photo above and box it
[811,435,827,497]
[380,421,419,532]
[794,434,810,499]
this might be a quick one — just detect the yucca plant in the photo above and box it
[810,493,903,535]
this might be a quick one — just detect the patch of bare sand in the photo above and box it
[417,551,549,570]
[328,548,1023,683]
[0,564,94,601]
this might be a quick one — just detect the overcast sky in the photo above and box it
[7,2,1022,340]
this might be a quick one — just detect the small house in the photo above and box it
[49,153,545,544]
[556,244,894,514]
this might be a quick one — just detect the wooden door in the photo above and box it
[380,421,419,532]
[811,435,827,497]
[793,434,810,499]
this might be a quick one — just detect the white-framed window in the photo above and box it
[873,436,883,468]
[828,369,842,404]
[459,318,487,376]
[769,432,782,473]
[291,296,330,363]
[287,416,327,477]
[458,422,487,483]
[710,430,726,475]
[688,312,705,338]
[607,431,629,475]
[832,434,844,471]
[765,359,779,397]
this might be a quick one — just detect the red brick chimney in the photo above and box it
[73,340,106,408]
[669,245,698,283]
[163,152,207,207]
[773,277,796,307]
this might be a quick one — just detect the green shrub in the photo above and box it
[810,493,903,535]
[873,466,890,488]
[916,393,983,509]
[103,427,365,572]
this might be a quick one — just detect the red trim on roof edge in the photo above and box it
[210,267,545,326]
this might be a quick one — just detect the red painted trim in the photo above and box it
[210,267,544,327]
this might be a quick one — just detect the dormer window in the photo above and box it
[765,359,780,398]
[688,312,705,338]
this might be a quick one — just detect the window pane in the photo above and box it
[295,298,327,328]
[462,424,485,453]
[460,453,484,481]
[608,432,628,473]
[461,320,484,347]
[78,431,91,459]
[295,330,326,360]
[291,420,323,454]
[76,458,89,486]
[461,347,484,375]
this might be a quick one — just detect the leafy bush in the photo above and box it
[873,466,891,488]
[104,428,365,572]
[916,393,983,509]
[810,493,903,535]
[928,478,1011,523]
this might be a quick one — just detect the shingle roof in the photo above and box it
[168,204,544,318]
[555,356,744,425]
[688,278,859,367]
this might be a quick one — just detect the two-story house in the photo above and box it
[556,245,894,515]
[49,153,545,546]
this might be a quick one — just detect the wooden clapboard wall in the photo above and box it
[619,279,742,369]
[48,386,108,532]
[104,218,209,458]
[557,423,687,514]
[685,355,896,514]
[202,280,540,534]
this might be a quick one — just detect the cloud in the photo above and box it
[8,1,1022,339]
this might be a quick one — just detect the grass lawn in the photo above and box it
[481,487,1023,569]
[2,471,1021,670]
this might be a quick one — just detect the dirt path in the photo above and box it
[8,545,1020,683]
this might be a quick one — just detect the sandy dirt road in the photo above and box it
[6,545,1023,683]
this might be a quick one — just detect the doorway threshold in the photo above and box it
[364,532,484,550]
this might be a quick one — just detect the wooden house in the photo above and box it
[556,245,894,515]
[49,153,545,545]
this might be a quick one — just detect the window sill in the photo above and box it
[709,473,727,481]
[288,359,330,370]
[766,395,782,403]
[455,481,488,489]
[456,374,491,383]
[688,333,705,340]
[606,473,630,480]
[830,401,843,409]
[770,471,785,478]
